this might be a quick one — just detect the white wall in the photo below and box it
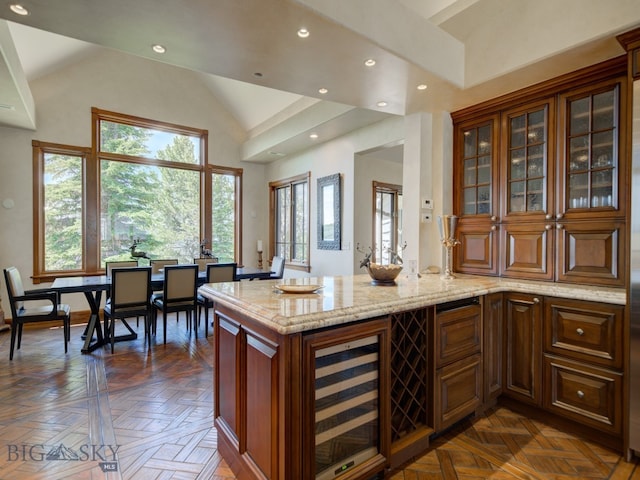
[0,48,265,312]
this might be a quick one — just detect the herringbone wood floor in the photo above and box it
[0,315,638,479]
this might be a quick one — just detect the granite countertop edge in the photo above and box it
[198,274,626,335]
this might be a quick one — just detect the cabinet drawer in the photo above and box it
[434,354,482,432]
[543,355,622,435]
[435,304,482,368]
[544,298,623,368]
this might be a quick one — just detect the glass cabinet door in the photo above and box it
[566,85,618,210]
[461,122,494,216]
[504,103,550,217]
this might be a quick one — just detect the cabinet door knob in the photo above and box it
[576,328,584,336]
[545,224,552,230]
[533,297,540,304]
[491,225,497,231]
[545,214,553,220]
[490,216,498,222]
[556,224,564,230]
[556,213,564,220]
[577,390,585,399]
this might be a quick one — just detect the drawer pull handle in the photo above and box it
[577,390,585,399]
[533,297,540,304]
[576,328,584,336]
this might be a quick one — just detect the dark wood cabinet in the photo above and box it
[214,303,391,480]
[500,221,554,280]
[453,114,501,276]
[555,218,625,286]
[500,98,555,223]
[543,298,624,435]
[483,293,504,403]
[208,284,627,480]
[432,301,483,431]
[453,59,628,287]
[503,292,542,406]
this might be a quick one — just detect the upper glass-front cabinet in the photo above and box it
[564,84,618,211]
[502,99,553,220]
[459,116,499,217]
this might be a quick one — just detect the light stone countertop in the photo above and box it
[198,273,627,335]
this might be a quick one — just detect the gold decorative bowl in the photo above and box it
[366,263,403,285]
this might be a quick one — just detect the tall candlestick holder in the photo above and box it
[257,250,263,270]
[437,215,460,280]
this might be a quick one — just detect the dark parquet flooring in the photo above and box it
[0,315,638,480]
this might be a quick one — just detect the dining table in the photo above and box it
[50,266,274,353]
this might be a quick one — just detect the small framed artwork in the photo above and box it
[317,173,341,250]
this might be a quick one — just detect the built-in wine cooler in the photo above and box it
[304,319,389,480]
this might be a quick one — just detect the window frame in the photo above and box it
[269,172,311,272]
[372,181,403,263]
[32,141,92,281]
[32,109,242,282]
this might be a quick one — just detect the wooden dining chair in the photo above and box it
[3,267,71,360]
[103,266,152,353]
[105,260,141,324]
[263,256,285,280]
[105,260,138,276]
[151,264,199,344]
[150,259,178,274]
[193,257,219,272]
[197,263,237,337]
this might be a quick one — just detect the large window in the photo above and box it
[270,172,310,271]
[33,109,242,281]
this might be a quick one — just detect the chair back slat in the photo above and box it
[207,263,237,283]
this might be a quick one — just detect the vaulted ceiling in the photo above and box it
[1,0,639,162]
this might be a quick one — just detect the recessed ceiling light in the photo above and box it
[417,84,428,90]
[376,101,388,107]
[152,44,166,54]
[309,133,319,139]
[297,28,310,38]
[9,4,29,15]
[268,151,285,157]
[318,88,328,94]
[364,59,376,67]
[254,72,263,77]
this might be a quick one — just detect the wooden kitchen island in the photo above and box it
[198,273,626,480]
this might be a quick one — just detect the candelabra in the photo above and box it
[437,215,460,280]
